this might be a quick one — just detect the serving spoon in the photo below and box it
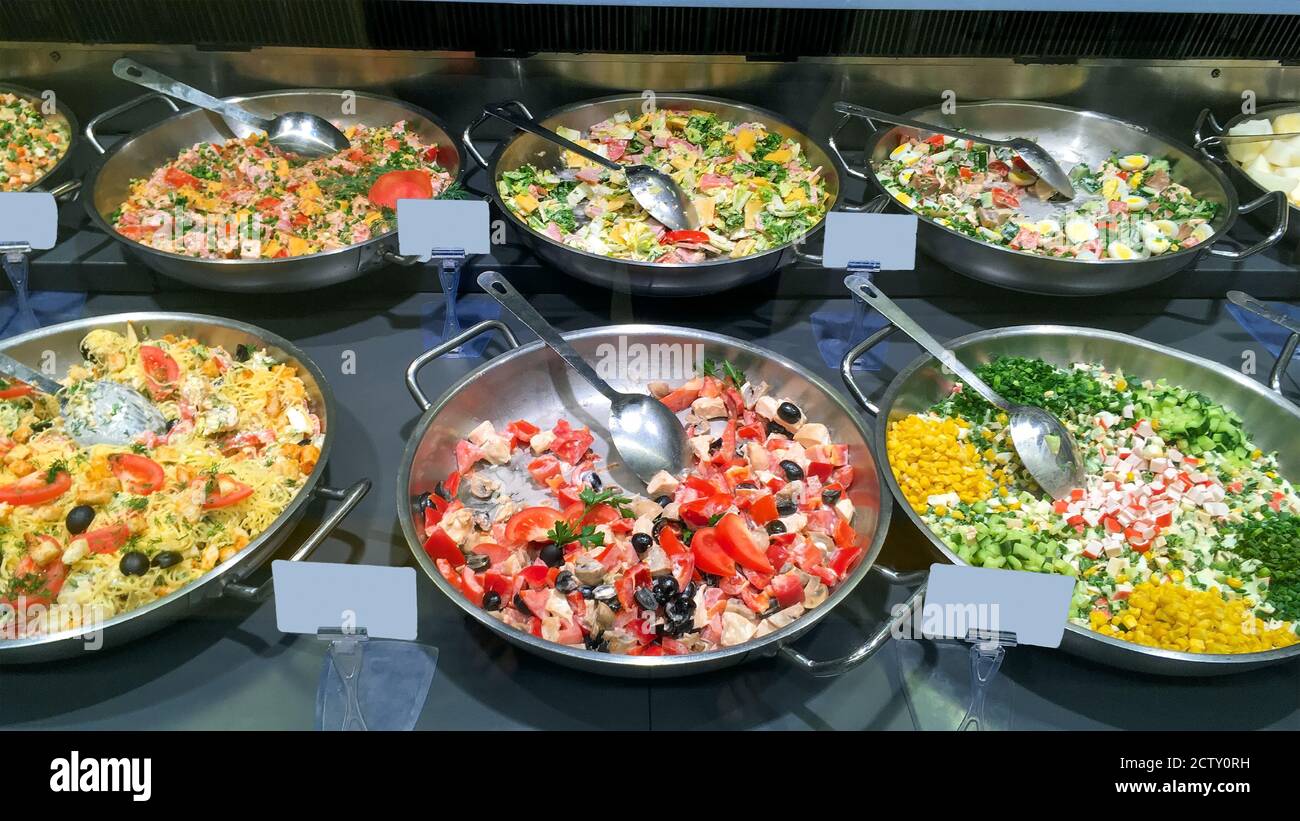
[478,271,690,486]
[833,101,1077,200]
[113,58,350,158]
[0,352,167,447]
[483,101,698,232]
[844,275,1085,501]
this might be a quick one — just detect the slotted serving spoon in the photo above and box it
[113,58,350,158]
[845,275,1085,500]
[0,352,167,447]
[833,101,1077,199]
[483,101,698,232]
[478,271,690,486]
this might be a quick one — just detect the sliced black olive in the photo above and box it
[779,460,804,481]
[592,584,617,602]
[734,481,758,490]
[555,570,578,593]
[634,587,659,612]
[539,542,563,568]
[654,495,673,507]
[587,472,603,490]
[434,481,452,501]
[765,420,789,437]
[164,418,178,433]
[298,437,311,446]
[585,636,610,652]
[414,492,432,513]
[664,596,692,624]
[152,550,183,569]
[776,498,797,517]
[79,341,97,363]
[652,575,679,603]
[580,585,595,599]
[822,487,842,505]
[466,552,491,572]
[66,504,95,535]
[483,590,502,611]
[777,401,802,424]
[513,592,532,616]
[708,438,723,454]
[765,520,787,535]
[651,517,669,538]
[631,532,653,554]
[119,551,150,576]
[235,343,252,362]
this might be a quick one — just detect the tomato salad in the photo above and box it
[110,121,454,260]
[420,362,864,655]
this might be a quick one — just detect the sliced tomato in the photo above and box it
[749,494,780,525]
[3,553,66,609]
[436,558,464,594]
[484,570,513,600]
[201,474,254,509]
[291,212,310,228]
[526,455,562,484]
[679,493,731,528]
[86,523,131,554]
[504,419,540,446]
[109,453,166,495]
[833,516,857,550]
[254,196,283,211]
[715,513,774,574]
[671,553,695,589]
[987,159,1010,177]
[659,386,701,413]
[367,169,434,210]
[659,526,687,557]
[518,588,551,618]
[828,546,863,578]
[689,526,737,577]
[660,229,710,245]
[0,469,71,507]
[990,188,1020,208]
[460,567,485,607]
[719,573,748,596]
[423,145,440,163]
[423,525,464,567]
[504,506,565,546]
[549,422,594,465]
[469,542,510,567]
[740,587,771,614]
[0,378,34,400]
[563,501,622,528]
[163,167,201,188]
[139,345,180,398]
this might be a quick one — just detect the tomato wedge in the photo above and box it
[0,469,71,507]
[367,169,434,210]
[201,474,254,509]
[660,229,710,246]
[86,523,131,554]
[504,506,565,546]
[0,378,34,400]
[423,525,464,567]
[2,553,66,609]
[139,345,179,399]
[689,526,737,578]
[715,513,774,574]
[109,453,166,495]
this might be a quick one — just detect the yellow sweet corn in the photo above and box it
[887,414,993,511]
[1094,580,1298,654]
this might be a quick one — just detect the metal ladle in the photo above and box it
[0,352,167,447]
[833,101,1077,200]
[113,59,350,158]
[483,101,698,232]
[845,275,1085,501]
[478,271,690,485]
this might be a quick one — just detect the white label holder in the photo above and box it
[397,199,491,355]
[0,192,59,335]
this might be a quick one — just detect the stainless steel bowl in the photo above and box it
[0,312,369,663]
[0,82,80,200]
[81,89,462,293]
[463,94,846,296]
[1195,104,1300,248]
[829,100,1288,296]
[842,322,1300,675]
[399,321,896,677]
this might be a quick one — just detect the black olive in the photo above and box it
[654,495,673,507]
[66,504,95,535]
[555,570,578,593]
[664,596,693,624]
[513,593,532,616]
[298,437,311,446]
[779,460,804,481]
[585,635,610,652]
[634,587,659,612]
[539,542,563,568]
[587,472,603,490]
[483,590,502,611]
[652,575,679,603]
[822,487,842,505]
[235,343,252,362]
[164,418,177,433]
[776,498,797,517]
[631,532,653,554]
[765,420,789,437]
[734,481,758,490]
[434,481,452,501]
[681,581,697,601]
[606,599,621,612]
[580,585,595,599]
[414,491,432,511]
[119,551,150,576]
[152,550,183,568]
[592,584,617,602]
[466,552,491,572]
[765,520,787,535]
[651,517,669,538]
[777,401,802,424]
[709,438,723,453]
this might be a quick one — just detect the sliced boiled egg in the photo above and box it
[1037,219,1062,235]
[1101,177,1125,200]
[1122,195,1149,212]
[1107,241,1137,260]
[898,168,915,186]
[1152,219,1178,238]
[1145,235,1171,255]
[1117,153,1150,172]
[1064,218,1099,243]
[1191,223,1215,243]
[889,143,917,162]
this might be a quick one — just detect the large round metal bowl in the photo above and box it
[0,312,369,663]
[831,100,1288,296]
[0,82,80,198]
[462,94,846,296]
[399,322,891,677]
[844,322,1300,675]
[1195,104,1300,248]
[81,89,462,293]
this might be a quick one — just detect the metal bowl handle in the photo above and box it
[792,193,889,265]
[1209,190,1290,261]
[462,99,536,169]
[779,566,928,677]
[826,112,872,182]
[838,324,899,416]
[405,319,521,412]
[1192,108,1228,164]
[84,92,180,155]
[1227,289,1300,395]
[223,478,372,602]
